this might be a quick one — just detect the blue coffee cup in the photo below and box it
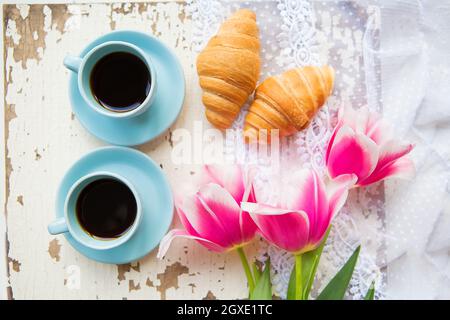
[64,41,157,119]
[47,171,143,250]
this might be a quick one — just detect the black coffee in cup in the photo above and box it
[90,52,151,112]
[75,178,137,238]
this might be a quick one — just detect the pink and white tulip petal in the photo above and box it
[203,165,245,202]
[327,125,379,181]
[365,115,393,146]
[241,169,355,254]
[307,173,356,245]
[285,170,328,241]
[196,183,256,245]
[241,202,310,253]
[158,165,259,259]
[157,229,225,258]
[369,140,414,175]
[326,106,415,187]
[326,174,358,219]
[358,157,415,186]
[357,141,414,186]
[178,193,232,248]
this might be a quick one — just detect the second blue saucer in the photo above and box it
[55,146,174,264]
[68,30,185,146]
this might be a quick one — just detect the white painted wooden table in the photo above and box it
[1,1,255,300]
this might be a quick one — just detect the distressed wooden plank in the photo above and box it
[1,3,8,301]
[3,2,252,299]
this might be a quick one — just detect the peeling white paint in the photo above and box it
[43,5,52,31]
[18,4,30,20]
[0,3,7,301]
[5,20,21,46]
[3,2,249,300]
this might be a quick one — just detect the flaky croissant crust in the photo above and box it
[244,65,335,141]
[196,9,261,129]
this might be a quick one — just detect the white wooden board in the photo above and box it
[2,2,256,299]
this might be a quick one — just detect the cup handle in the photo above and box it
[63,55,82,73]
[48,217,69,235]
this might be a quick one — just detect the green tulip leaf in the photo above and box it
[317,245,361,300]
[287,227,331,300]
[250,259,272,300]
[364,281,375,300]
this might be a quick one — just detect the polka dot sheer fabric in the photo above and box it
[188,0,450,299]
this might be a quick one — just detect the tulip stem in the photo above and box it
[237,247,255,294]
[295,254,303,300]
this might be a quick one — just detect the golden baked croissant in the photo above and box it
[244,65,335,141]
[196,9,261,129]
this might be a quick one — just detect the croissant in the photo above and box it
[244,66,335,141]
[196,9,261,129]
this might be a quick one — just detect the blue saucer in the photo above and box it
[69,30,185,146]
[55,146,174,264]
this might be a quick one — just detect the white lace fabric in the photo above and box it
[188,0,385,299]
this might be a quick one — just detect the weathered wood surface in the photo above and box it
[3,2,253,299]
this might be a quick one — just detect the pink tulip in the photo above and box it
[241,170,356,254]
[157,165,257,258]
[326,106,415,186]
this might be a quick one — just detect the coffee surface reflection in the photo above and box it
[90,52,151,112]
[75,178,137,239]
